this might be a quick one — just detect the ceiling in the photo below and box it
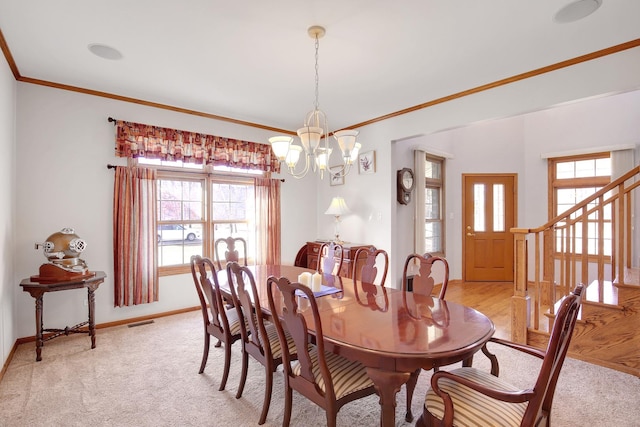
[1,1,639,134]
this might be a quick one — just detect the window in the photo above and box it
[424,155,444,254]
[548,153,612,256]
[139,158,262,275]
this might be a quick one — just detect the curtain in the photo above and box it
[113,166,158,307]
[114,119,280,173]
[255,178,281,265]
[414,150,426,255]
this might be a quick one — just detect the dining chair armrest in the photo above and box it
[431,370,535,426]
[489,337,546,359]
[477,337,545,377]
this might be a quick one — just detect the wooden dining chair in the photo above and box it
[266,275,377,427]
[214,236,248,270]
[416,284,584,427]
[317,242,344,276]
[401,253,451,422]
[189,255,243,391]
[402,253,450,298]
[351,246,389,286]
[226,262,296,425]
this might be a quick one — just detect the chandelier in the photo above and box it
[269,26,361,179]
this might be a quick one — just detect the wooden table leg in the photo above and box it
[35,295,43,362]
[88,288,96,349]
[366,367,411,427]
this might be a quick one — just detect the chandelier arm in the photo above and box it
[287,153,312,179]
[327,162,353,178]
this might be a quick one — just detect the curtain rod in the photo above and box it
[108,117,117,125]
[106,164,284,182]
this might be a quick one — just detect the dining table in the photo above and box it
[217,264,495,427]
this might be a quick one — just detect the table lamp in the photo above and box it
[325,196,350,243]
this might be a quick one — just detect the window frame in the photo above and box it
[424,154,445,256]
[136,159,264,276]
[547,152,611,260]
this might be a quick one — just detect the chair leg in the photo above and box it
[326,410,337,427]
[199,332,211,374]
[236,348,249,399]
[405,368,421,422]
[219,341,232,391]
[258,366,273,425]
[282,385,292,427]
[214,339,222,348]
[415,411,427,427]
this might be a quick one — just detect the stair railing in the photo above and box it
[511,165,640,343]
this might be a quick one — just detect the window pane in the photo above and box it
[575,159,595,178]
[157,224,203,266]
[158,180,203,221]
[425,187,440,220]
[595,158,611,176]
[474,184,485,232]
[425,159,441,179]
[425,221,442,253]
[556,161,575,179]
[493,184,505,232]
[212,181,256,262]
[157,178,204,267]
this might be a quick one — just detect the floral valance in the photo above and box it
[114,120,280,173]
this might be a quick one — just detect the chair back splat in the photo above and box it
[402,253,450,298]
[416,284,584,427]
[317,242,344,275]
[266,276,377,427]
[189,255,243,391]
[214,236,248,270]
[352,246,389,286]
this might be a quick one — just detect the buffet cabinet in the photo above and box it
[306,240,373,278]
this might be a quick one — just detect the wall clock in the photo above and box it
[397,168,415,205]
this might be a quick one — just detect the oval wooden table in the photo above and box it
[218,265,495,427]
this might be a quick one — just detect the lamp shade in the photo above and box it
[325,197,350,216]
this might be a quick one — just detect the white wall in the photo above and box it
[13,83,317,340]
[0,47,16,367]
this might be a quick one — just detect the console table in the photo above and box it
[306,241,373,278]
[20,271,106,361]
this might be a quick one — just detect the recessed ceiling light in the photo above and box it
[554,0,602,23]
[88,43,123,60]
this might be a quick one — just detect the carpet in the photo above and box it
[0,310,638,426]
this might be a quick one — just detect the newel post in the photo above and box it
[511,228,530,344]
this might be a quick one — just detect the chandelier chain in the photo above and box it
[314,34,320,111]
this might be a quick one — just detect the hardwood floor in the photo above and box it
[442,280,513,340]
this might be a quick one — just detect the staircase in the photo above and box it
[511,166,640,377]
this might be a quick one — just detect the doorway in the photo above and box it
[463,174,517,281]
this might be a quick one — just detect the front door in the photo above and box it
[463,174,516,281]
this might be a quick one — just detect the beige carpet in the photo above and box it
[1,310,638,427]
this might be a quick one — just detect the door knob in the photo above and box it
[466,232,476,236]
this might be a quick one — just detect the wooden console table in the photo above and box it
[306,241,373,278]
[20,271,106,361]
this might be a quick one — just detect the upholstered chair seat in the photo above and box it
[424,367,527,426]
[292,345,375,400]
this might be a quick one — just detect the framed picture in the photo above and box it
[358,151,376,174]
[329,166,344,186]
